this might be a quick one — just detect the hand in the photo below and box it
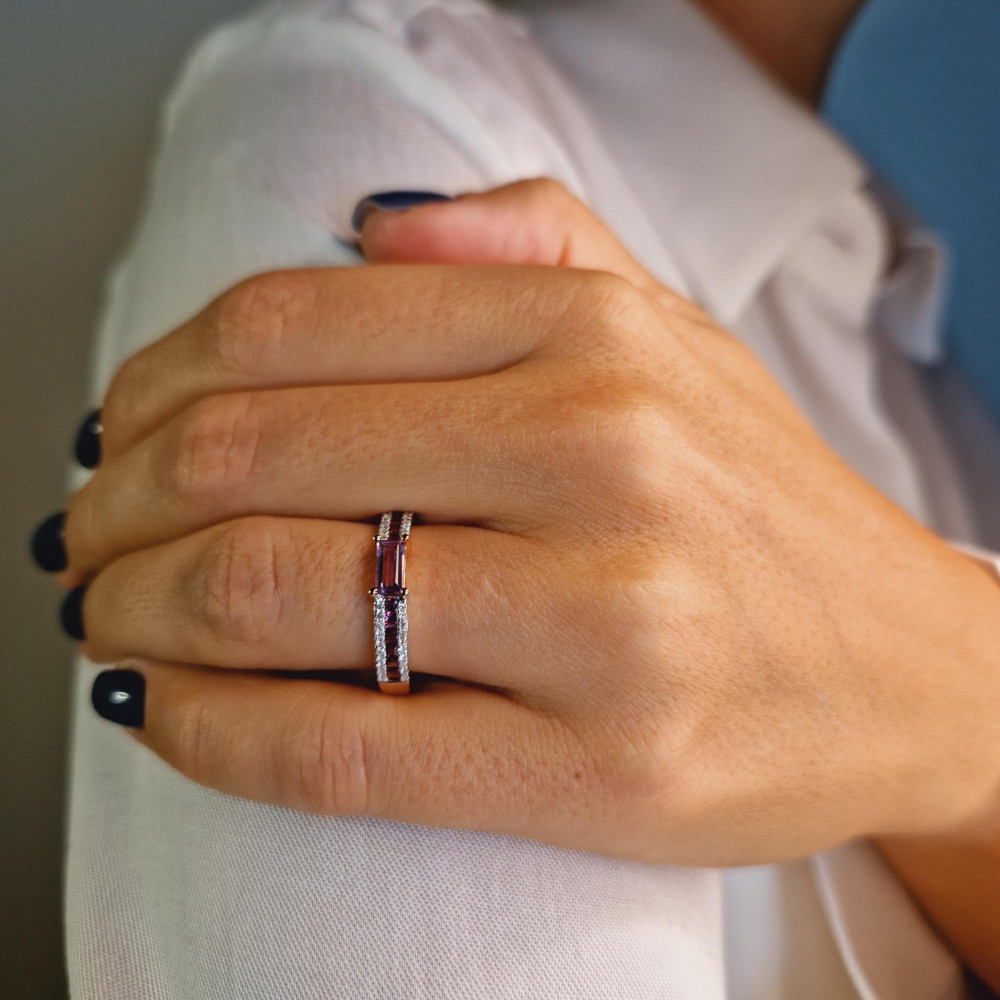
[56,179,1000,866]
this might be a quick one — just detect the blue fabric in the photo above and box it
[822,0,1000,427]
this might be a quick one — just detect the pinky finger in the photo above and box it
[91,660,586,842]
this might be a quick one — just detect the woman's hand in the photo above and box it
[57,178,1000,867]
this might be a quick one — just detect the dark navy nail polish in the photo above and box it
[350,191,453,233]
[74,409,102,469]
[92,669,145,728]
[60,585,87,640]
[30,511,67,572]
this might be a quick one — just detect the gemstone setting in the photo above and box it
[369,512,414,689]
[374,538,406,596]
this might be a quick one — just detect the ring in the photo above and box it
[369,512,414,695]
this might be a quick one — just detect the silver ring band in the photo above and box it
[369,512,413,695]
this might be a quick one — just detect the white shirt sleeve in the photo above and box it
[87,4,520,389]
[66,6,726,999]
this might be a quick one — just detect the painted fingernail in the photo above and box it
[60,584,87,640]
[30,511,67,573]
[351,190,453,233]
[92,668,145,728]
[74,408,102,469]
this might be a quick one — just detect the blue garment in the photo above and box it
[823,0,1000,427]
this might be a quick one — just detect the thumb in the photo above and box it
[353,177,662,294]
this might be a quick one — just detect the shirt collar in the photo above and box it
[869,184,949,365]
[516,0,871,325]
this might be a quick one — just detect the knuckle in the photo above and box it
[589,627,718,837]
[294,703,374,816]
[210,270,318,376]
[573,268,649,332]
[164,393,263,511]
[591,384,670,495]
[197,518,287,644]
[575,560,672,700]
[610,414,673,515]
[520,175,577,208]
[600,705,700,828]
[538,372,671,516]
[556,269,657,363]
[101,351,149,455]
[579,709,664,818]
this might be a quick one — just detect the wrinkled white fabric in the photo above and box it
[64,0,996,997]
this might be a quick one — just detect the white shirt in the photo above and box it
[64,0,999,997]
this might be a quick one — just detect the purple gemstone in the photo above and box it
[383,595,398,628]
[375,538,406,595]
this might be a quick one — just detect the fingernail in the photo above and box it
[91,668,145,728]
[60,584,87,640]
[351,191,453,233]
[30,511,67,573]
[74,408,102,469]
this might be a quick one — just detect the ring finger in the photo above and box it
[73,515,558,698]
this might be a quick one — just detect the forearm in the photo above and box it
[875,826,1000,992]
[874,550,1000,992]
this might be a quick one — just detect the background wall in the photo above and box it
[1,2,252,994]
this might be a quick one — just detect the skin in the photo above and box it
[696,0,867,104]
[58,180,1000,986]
[702,0,1000,987]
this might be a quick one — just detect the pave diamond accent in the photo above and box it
[372,593,388,683]
[396,596,409,681]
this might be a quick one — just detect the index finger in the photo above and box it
[100,263,619,461]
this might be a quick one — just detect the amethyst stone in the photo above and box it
[375,538,406,596]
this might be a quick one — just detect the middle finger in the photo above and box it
[65,371,558,577]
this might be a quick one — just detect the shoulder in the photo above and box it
[168,0,532,77]
[163,0,539,153]
[156,0,590,232]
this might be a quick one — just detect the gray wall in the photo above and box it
[1,2,254,994]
